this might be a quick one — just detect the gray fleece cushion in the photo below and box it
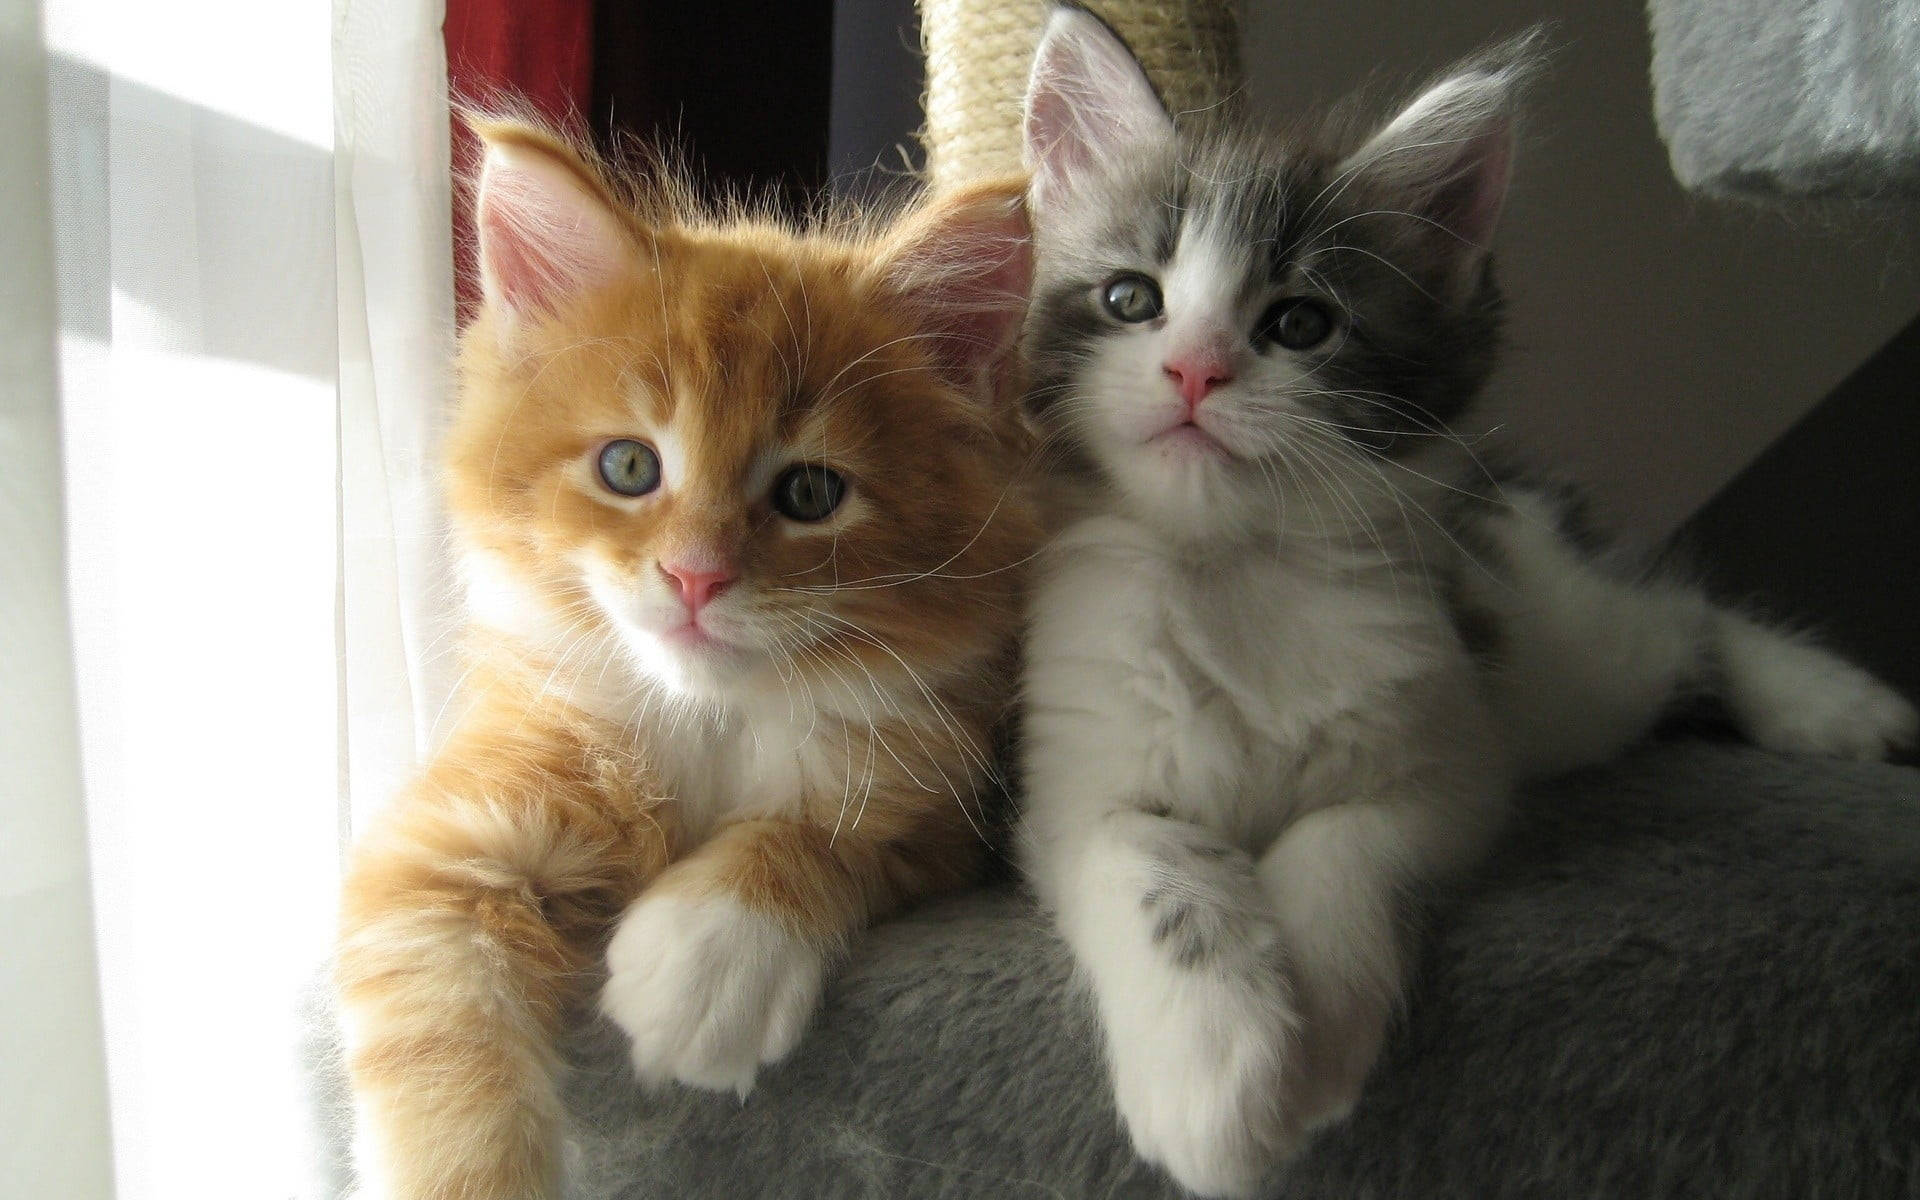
[1648,0,1920,199]
[313,743,1920,1198]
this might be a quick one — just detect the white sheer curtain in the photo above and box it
[1,1,116,1196]
[5,0,457,1195]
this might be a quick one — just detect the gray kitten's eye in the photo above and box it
[1100,274,1163,323]
[1258,298,1336,351]
[597,439,661,496]
[772,464,846,522]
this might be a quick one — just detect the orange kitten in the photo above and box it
[335,120,1038,1200]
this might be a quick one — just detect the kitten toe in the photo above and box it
[601,890,827,1096]
[1713,615,1917,761]
[1116,1008,1302,1198]
[1108,960,1302,1197]
[1738,658,1917,761]
[1794,680,1919,761]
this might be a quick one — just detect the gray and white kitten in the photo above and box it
[1015,10,1918,1198]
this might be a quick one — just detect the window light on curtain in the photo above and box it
[4,0,458,1195]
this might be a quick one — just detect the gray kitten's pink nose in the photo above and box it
[1163,356,1234,411]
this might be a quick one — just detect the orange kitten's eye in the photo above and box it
[597,439,661,496]
[772,465,845,522]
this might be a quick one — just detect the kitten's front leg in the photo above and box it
[1254,804,1413,1134]
[1255,751,1506,1135]
[599,822,830,1095]
[603,807,980,1094]
[1032,807,1301,1199]
[337,746,669,1200]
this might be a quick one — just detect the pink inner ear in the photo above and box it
[479,200,570,315]
[890,198,1033,400]
[1026,87,1088,182]
[950,235,1032,383]
[1023,8,1173,208]
[1436,127,1512,252]
[476,144,629,322]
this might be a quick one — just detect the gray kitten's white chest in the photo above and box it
[1170,547,1450,739]
[1034,518,1459,845]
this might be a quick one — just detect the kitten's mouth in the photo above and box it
[1149,420,1231,459]
[662,621,734,652]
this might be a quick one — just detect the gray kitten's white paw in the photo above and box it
[1747,672,1917,761]
[1718,618,1917,760]
[601,891,826,1095]
[1110,966,1301,1198]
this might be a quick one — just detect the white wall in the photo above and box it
[1243,0,1920,541]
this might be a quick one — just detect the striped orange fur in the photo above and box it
[335,120,1038,1199]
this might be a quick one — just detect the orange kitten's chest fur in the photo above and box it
[644,699,830,842]
[479,649,966,848]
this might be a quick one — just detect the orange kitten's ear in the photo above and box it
[877,177,1032,409]
[471,121,635,329]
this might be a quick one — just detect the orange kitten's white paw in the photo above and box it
[1718,617,1918,760]
[601,892,826,1096]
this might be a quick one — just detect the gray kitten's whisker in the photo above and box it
[1288,419,1512,594]
[1298,241,1438,304]
[1270,423,1411,605]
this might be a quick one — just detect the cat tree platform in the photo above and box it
[313,740,1920,1198]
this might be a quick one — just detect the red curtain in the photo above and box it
[444,0,596,318]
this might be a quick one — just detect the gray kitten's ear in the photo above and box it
[1340,33,1543,265]
[1024,5,1173,210]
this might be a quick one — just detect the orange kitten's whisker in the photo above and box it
[808,330,949,409]
[805,610,999,814]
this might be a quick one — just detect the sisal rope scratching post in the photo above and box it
[918,0,1244,188]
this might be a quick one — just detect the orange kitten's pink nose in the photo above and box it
[660,563,735,615]
[1163,356,1234,411]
